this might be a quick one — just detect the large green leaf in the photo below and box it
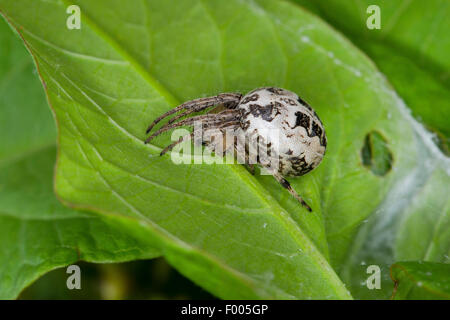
[390,261,450,300]
[0,0,448,299]
[0,18,160,299]
[292,0,450,153]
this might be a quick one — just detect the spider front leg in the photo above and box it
[145,93,242,134]
[145,110,239,144]
[271,172,312,212]
[159,131,196,156]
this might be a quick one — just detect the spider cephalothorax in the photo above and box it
[145,87,327,211]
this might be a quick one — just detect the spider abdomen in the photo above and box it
[237,87,327,177]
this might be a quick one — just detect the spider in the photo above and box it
[145,87,327,212]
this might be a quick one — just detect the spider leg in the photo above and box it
[163,100,237,128]
[146,93,242,134]
[164,109,237,132]
[145,110,238,144]
[160,119,240,157]
[204,121,240,151]
[145,115,208,144]
[164,107,213,127]
[160,131,196,156]
[272,172,312,212]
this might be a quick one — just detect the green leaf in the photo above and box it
[0,17,160,299]
[390,261,450,300]
[0,18,55,164]
[291,0,450,154]
[0,0,448,299]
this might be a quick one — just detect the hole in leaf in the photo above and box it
[361,131,393,176]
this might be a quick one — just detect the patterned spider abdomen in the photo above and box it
[236,87,327,177]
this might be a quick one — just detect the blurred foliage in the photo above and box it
[390,261,450,300]
[20,258,215,300]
